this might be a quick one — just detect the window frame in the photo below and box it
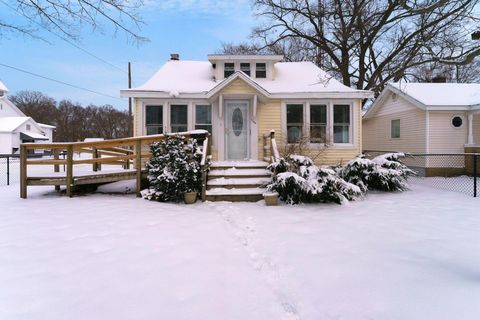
[194,104,212,134]
[282,100,355,147]
[308,103,328,144]
[145,104,164,135]
[332,103,352,144]
[224,62,235,78]
[170,104,189,133]
[240,62,251,76]
[391,119,401,139]
[286,103,305,143]
[451,115,463,128]
[255,62,267,78]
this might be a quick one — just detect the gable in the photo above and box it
[220,78,259,95]
[0,98,27,117]
[374,91,419,117]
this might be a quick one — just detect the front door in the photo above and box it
[225,101,249,160]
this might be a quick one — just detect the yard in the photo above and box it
[0,181,479,320]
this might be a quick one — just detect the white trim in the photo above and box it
[425,110,430,167]
[207,71,270,99]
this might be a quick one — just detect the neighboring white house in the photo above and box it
[0,81,55,155]
[363,82,480,174]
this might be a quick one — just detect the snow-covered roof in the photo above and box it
[121,60,371,99]
[389,82,480,107]
[38,123,56,129]
[0,80,8,93]
[364,82,480,119]
[0,117,30,132]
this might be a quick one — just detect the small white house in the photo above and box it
[363,82,480,174]
[0,81,55,155]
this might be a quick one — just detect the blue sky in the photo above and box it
[0,0,256,110]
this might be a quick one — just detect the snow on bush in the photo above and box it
[339,153,415,192]
[143,135,203,202]
[267,156,362,205]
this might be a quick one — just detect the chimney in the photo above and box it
[170,53,180,61]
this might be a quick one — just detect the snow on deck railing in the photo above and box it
[263,130,280,163]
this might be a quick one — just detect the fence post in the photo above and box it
[53,149,60,191]
[20,146,27,199]
[474,154,477,198]
[136,140,142,197]
[6,156,10,186]
[66,145,74,198]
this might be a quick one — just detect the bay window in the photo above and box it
[310,104,327,143]
[146,105,163,135]
[195,105,212,133]
[170,104,188,133]
[287,104,304,143]
[333,104,351,143]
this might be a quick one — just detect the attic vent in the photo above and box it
[170,53,180,61]
[391,93,398,102]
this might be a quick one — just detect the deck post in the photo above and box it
[53,149,60,191]
[136,140,142,197]
[66,145,74,197]
[20,145,27,199]
[92,147,99,172]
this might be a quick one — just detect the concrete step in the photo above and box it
[208,168,271,179]
[205,187,267,202]
[210,161,270,169]
[207,177,271,190]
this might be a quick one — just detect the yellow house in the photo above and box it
[121,54,371,166]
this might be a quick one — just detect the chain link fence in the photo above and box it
[364,150,479,198]
[0,155,20,186]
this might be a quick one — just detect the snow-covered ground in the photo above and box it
[1,180,479,320]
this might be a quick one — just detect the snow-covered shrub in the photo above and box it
[267,155,362,204]
[339,153,415,192]
[267,157,290,175]
[271,172,308,204]
[143,135,203,202]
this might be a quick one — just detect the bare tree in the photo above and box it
[235,0,480,95]
[0,0,146,43]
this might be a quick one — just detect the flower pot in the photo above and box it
[184,192,197,204]
[264,192,279,206]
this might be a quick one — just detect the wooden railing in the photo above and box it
[263,130,280,163]
[20,131,210,199]
[200,134,212,201]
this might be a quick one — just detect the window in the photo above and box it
[195,105,212,133]
[240,63,251,76]
[391,119,400,138]
[170,104,188,133]
[333,104,350,143]
[224,63,234,78]
[287,104,304,143]
[146,105,163,135]
[452,116,463,128]
[256,63,266,78]
[26,124,31,131]
[310,104,327,143]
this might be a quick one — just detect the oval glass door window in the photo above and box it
[232,108,244,136]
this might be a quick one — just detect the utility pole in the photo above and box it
[128,62,132,137]
[317,0,325,69]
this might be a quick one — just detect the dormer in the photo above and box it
[207,54,283,81]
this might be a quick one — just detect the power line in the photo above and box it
[0,62,123,101]
[0,0,128,75]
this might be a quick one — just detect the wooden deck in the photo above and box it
[26,169,147,187]
[20,131,211,199]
